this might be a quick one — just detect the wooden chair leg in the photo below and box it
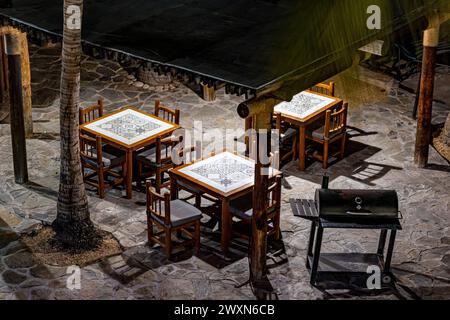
[323,141,329,169]
[273,215,281,241]
[340,134,346,160]
[195,194,201,208]
[147,215,154,246]
[165,229,172,258]
[98,169,106,199]
[194,220,201,255]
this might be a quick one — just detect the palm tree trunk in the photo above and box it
[53,0,100,250]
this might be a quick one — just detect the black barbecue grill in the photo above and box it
[290,174,402,288]
[315,189,400,220]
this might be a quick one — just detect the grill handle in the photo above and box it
[346,210,373,216]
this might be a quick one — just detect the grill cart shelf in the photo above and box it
[290,198,402,288]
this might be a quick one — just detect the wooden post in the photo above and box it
[414,12,450,167]
[0,27,33,137]
[201,82,216,101]
[19,32,33,138]
[237,97,281,299]
[4,33,28,184]
[250,111,271,299]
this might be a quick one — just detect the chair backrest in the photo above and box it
[80,134,102,166]
[155,134,185,165]
[154,100,180,124]
[267,175,282,216]
[146,182,171,225]
[173,140,202,166]
[310,82,335,97]
[324,102,348,139]
[79,99,104,125]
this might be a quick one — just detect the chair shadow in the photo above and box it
[24,181,58,201]
[346,126,379,139]
[425,163,450,172]
[346,161,403,187]
[284,139,402,187]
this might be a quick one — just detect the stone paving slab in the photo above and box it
[0,44,449,300]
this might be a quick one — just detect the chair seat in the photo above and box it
[151,199,202,227]
[229,193,254,221]
[136,147,172,168]
[83,148,125,168]
[280,128,297,142]
[307,126,343,140]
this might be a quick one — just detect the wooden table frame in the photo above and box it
[169,151,280,253]
[80,107,179,199]
[275,90,342,170]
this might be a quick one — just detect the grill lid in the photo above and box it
[315,189,399,219]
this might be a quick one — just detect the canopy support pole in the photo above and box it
[237,97,280,299]
[0,26,33,138]
[414,11,450,167]
[4,33,28,184]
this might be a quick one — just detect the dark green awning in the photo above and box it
[1,0,447,93]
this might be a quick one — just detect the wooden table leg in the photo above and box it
[298,126,306,171]
[221,199,231,253]
[126,149,133,199]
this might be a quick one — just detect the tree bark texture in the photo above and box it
[53,0,100,250]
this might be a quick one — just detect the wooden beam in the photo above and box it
[250,110,271,299]
[237,97,281,119]
[201,82,216,101]
[0,35,8,105]
[414,11,450,167]
[4,33,28,184]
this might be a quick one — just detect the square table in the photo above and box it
[169,151,280,253]
[80,107,179,199]
[274,90,342,170]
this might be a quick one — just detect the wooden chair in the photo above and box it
[79,99,104,125]
[172,144,222,228]
[136,135,180,192]
[228,175,282,241]
[79,134,126,198]
[154,100,180,124]
[274,112,298,163]
[171,141,205,207]
[310,82,336,97]
[305,102,348,169]
[146,182,202,258]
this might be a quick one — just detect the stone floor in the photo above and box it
[0,44,449,300]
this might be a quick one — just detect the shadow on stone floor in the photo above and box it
[346,125,379,139]
[283,138,402,187]
[0,217,68,300]
[23,181,58,202]
[424,163,450,173]
[311,273,421,300]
